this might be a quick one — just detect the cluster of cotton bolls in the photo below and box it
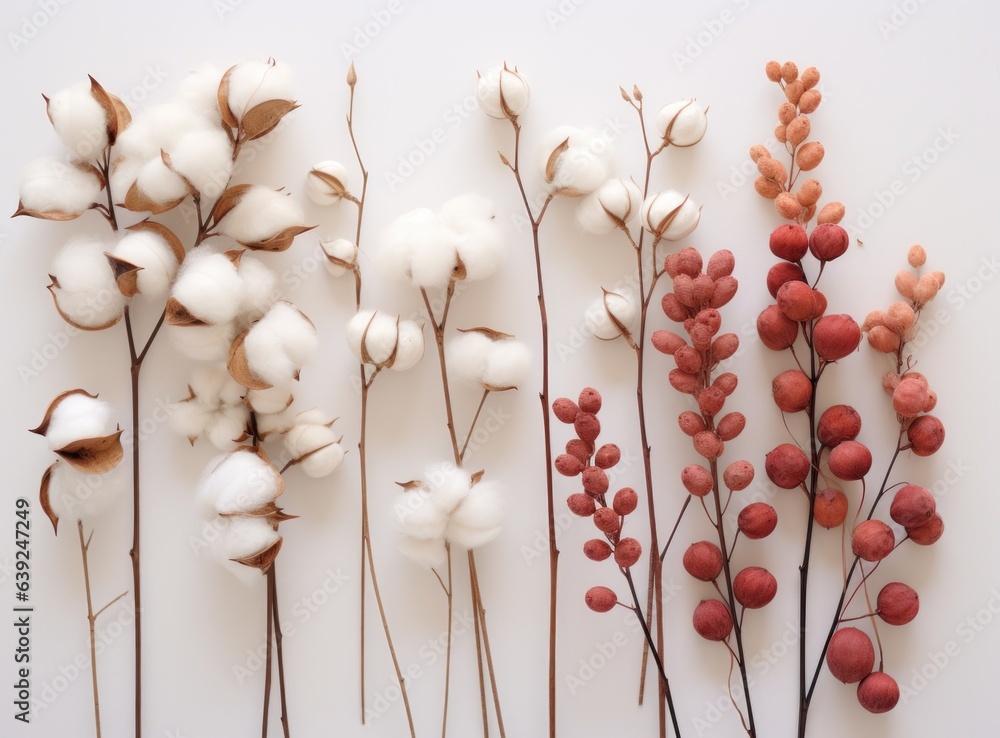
[345,310,425,371]
[446,329,532,391]
[31,390,125,532]
[395,465,504,568]
[376,194,505,290]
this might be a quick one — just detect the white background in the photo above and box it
[1,0,996,736]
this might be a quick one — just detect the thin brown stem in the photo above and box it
[460,390,491,460]
[270,565,290,738]
[262,565,273,738]
[469,557,488,737]
[470,552,505,737]
[78,522,102,738]
[441,545,453,738]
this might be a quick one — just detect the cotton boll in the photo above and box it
[396,490,448,541]
[391,320,424,371]
[452,218,505,282]
[284,424,344,478]
[476,64,530,120]
[45,393,117,451]
[236,254,279,324]
[430,466,472,515]
[407,230,459,290]
[446,331,493,384]
[49,238,126,329]
[585,291,638,340]
[214,516,279,584]
[47,462,126,525]
[243,302,318,386]
[114,103,209,166]
[655,100,708,147]
[224,60,295,122]
[482,340,532,389]
[291,408,334,427]
[398,535,447,568]
[167,400,212,442]
[175,65,224,123]
[171,249,243,324]
[376,208,455,288]
[18,156,102,217]
[135,157,189,204]
[446,481,504,549]
[217,186,305,246]
[168,322,236,361]
[204,405,249,450]
[306,160,349,206]
[168,129,234,198]
[345,310,397,366]
[576,178,643,234]
[641,190,701,242]
[345,310,373,362]
[46,81,109,159]
[540,126,613,196]
[109,230,179,298]
[199,449,282,515]
[320,238,358,277]
[245,385,293,415]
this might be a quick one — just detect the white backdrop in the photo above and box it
[1,0,996,736]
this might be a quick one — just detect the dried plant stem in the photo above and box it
[501,117,558,738]
[270,564,291,738]
[469,552,506,735]
[262,564,274,738]
[437,548,453,738]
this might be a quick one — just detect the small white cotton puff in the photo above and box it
[346,310,398,367]
[482,340,532,390]
[47,462,126,525]
[236,254,279,324]
[135,157,189,204]
[306,160,349,206]
[168,365,248,450]
[19,156,102,216]
[224,60,295,122]
[212,515,279,585]
[243,302,317,386]
[198,449,282,516]
[391,320,425,372]
[440,194,506,282]
[476,64,530,120]
[576,178,644,235]
[446,480,504,549]
[45,393,117,451]
[320,238,358,277]
[641,190,701,242]
[49,238,127,329]
[395,488,448,541]
[284,424,344,478]
[217,187,305,246]
[167,128,234,198]
[46,81,109,159]
[655,99,708,147]
[376,208,457,289]
[245,385,293,416]
[109,230,179,299]
[430,466,473,515]
[446,331,493,385]
[168,321,236,361]
[586,291,638,341]
[540,126,614,196]
[171,248,243,324]
[175,65,224,123]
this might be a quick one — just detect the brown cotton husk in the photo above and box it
[54,429,124,474]
[122,180,186,215]
[239,224,317,253]
[104,252,142,297]
[227,329,272,390]
[30,389,99,437]
[240,99,299,142]
[231,537,283,573]
[544,138,570,184]
[164,296,209,327]
[211,183,254,223]
[39,462,60,534]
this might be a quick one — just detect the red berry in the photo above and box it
[613,487,639,516]
[765,443,810,489]
[664,247,703,278]
[567,493,596,517]
[661,292,688,322]
[907,415,944,456]
[583,539,613,561]
[710,333,739,363]
[828,440,872,481]
[582,466,610,496]
[813,314,861,361]
[714,373,738,395]
[890,484,935,527]
[674,345,703,374]
[892,378,929,417]
[906,513,944,545]
[707,249,735,280]
[585,586,617,613]
[851,519,895,562]
[738,503,778,539]
[678,411,707,437]
[813,488,848,528]
[857,672,899,714]
[877,582,919,626]
[697,386,726,417]
[669,369,702,394]
[574,412,601,442]
[776,280,815,322]
[757,304,799,351]
[683,541,724,581]
[681,464,714,497]
[693,599,733,641]
[818,405,861,447]
[766,261,806,298]
[578,388,602,414]
[723,460,755,491]
[710,276,738,309]
[772,369,812,413]
[693,430,725,460]
[565,438,593,463]
[809,223,849,262]
[826,627,875,683]
[555,454,584,477]
[614,537,643,568]
[716,412,746,442]
[594,443,621,469]
[652,330,686,355]
[769,223,809,261]
[810,289,828,319]
[552,397,580,424]
[733,566,777,608]
[593,507,620,535]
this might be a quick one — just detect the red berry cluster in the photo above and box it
[553,387,641,613]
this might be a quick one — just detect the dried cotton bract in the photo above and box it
[476,64,530,121]
[306,161,350,206]
[320,238,358,277]
[540,126,614,197]
[215,186,311,252]
[107,222,184,298]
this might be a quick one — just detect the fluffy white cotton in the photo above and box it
[254,408,296,438]
[376,208,457,289]
[245,385,293,415]
[46,81,109,159]
[441,194,506,282]
[45,393,117,451]
[224,60,295,122]
[168,365,249,449]
[540,126,613,196]
[396,487,448,541]
[432,466,473,514]
[168,129,234,198]
[212,515,279,585]
[175,65,224,123]
[243,302,318,385]
[134,157,189,204]
[284,424,344,478]
[291,408,333,427]
[116,103,212,164]
[320,238,358,277]
[217,186,305,246]
[171,248,243,324]
[109,230,179,298]
[641,190,701,242]
[19,156,102,216]
[49,238,126,329]
[189,363,247,406]
[398,535,448,568]
[346,310,397,367]
[586,291,638,340]
[198,449,282,515]
[391,320,425,372]
[655,99,708,147]
[306,160,349,206]
[476,64,530,120]
[577,178,644,235]
[446,480,504,549]
[446,331,493,385]
[168,321,236,361]
[482,340,532,389]
[47,461,126,524]
[236,254,279,323]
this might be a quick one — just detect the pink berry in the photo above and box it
[808,223,849,262]
[738,503,777,539]
[810,289,828,320]
[813,488,848,528]
[907,415,945,456]
[565,438,593,463]
[766,261,806,298]
[552,397,580,424]
[695,308,722,335]
[555,454,584,477]
[716,412,746,442]
[681,464,714,497]
[772,369,812,413]
[664,246,703,278]
[574,412,601,443]
[723,460,755,491]
[593,507,620,535]
[710,276,739,309]
[892,378,929,418]
[765,443,810,489]
[683,541,724,582]
[594,443,621,469]
[826,627,875,683]
[585,586,617,613]
[817,405,861,447]
[614,537,643,568]
[652,330,686,355]
[733,567,777,608]
[693,599,733,641]
[813,314,861,361]
[578,388,602,414]
[678,411,707,437]
[757,304,799,351]
[582,466,610,496]
[583,539,613,561]
[710,333,739,363]
[857,672,899,714]
[693,430,725,460]
[669,369,702,394]
[890,484,935,527]
[828,440,872,481]
[851,519,895,562]
[661,292,688,322]
[613,487,638,516]
[567,493,596,517]
[697,386,726,417]
[707,249,735,280]
[674,345,704,374]
[769,223,809,261]
[906,513,944,545]
[714,373,738,396]
[877,582,919,626]
[776,280,815,322]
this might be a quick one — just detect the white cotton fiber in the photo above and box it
[19,156,102,216]
[291,408,333,427]
[46,81,109,159]
[110,230,179,298]
[168,128,234,198]
[476,65,530,120]
[375,210,422,284]
[212,516,279,584]
[306,160,349,206]
[171,248,243,324]
[224,60,294,122]
[49,237,126,329]
[45,392,117,451]
[540,126,613,196]
[446,331,492,385]
[482,340,532,389]
[441,194,506,282]
[284,424,344,478]
[398,535,447,568]
[577,178,643,235]
[167,400,212,442]
[396,489,448,541]
[204,405,248,450]
[135,157,189,204]
[429,466,472,515]
[236,254,279,324]
[585,291,638,340]
[217,186,304,246]
[199,449,282,515]
[390,320,424,372]
[243,302,317,385]
[175,65,224,123]
[376,208,457,289]
[446,480,504,549]
[655,100,708,147]
[346,310,396,366]
[320,238,357,277]
[168,321,236,361]
[641,191,701,242]
[47,461,125,525]
[245,385,293,416]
